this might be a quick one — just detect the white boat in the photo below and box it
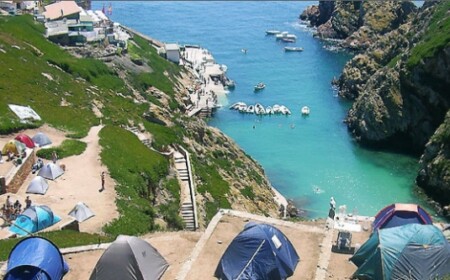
[272,104,281,114]
[238,104,247,112]
[281,37,296,43]
[276,32,297,40]
[266,30,281,35]
[265,106,273,115]
[254,82,266,92]
[301,106,310,115]
[280,105,291,115]
[246,105,255,114]
[284,47,304,52]
[255,103,266,115]
[229,102,246,110]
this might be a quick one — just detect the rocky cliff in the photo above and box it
[339,1,450,209]
[300,1,416,51]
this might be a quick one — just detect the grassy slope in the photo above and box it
[407,1,450,69]
[0,15,184,248]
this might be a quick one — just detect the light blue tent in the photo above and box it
[351,224,450,279]
[4,236,69,280]
[9,205,61,236]
[214,223,299,280]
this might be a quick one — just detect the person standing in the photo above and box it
[25,196,32,209]
[99,171,105,192]
[51,151,58,163]
[330,197,336,210]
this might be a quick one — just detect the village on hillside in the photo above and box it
[0,1,450,279]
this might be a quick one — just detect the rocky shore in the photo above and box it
[300,1,416,51]
[301,1,450,215]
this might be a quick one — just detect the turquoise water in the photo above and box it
[95,1,429,218]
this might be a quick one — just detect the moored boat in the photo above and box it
[254,82,266,92]
[276,32,297,40]
[284,47,304,52]
[280,105,291,115]
[281,37,296,43]
[229,102,246,110]
[266,30,281,35]
[301,106,310,115]
[255,103,266,115]
[246,105,255,114]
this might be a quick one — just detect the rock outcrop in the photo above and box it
[300,1,416,51]
[341,1,450,207]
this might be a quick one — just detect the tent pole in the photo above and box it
[236,239,266,280]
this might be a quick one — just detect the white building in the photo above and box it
[164,43,180,64]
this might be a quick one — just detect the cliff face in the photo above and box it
[341,1,450,207]
[300,1,416,51]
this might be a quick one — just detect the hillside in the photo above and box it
[301,2,450,213]
[0,15,282,236]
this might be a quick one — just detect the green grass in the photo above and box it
[240,186,256,200]
[128,36,181,97]
[193,156,231,223]
[0,230,114,261]
[36,139,87,160]
[143,121,183,150]
[407,1,450,69]
[99,125,173,235]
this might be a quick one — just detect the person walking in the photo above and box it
[99,171,105,192]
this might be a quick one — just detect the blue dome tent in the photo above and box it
[9,205,61,236]
[4,236,69,280]
[350,224,450,280]
[372,203,432,231]
[214,223,299,280]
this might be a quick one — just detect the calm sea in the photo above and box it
[94,1,432,218]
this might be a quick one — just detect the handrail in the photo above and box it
[178,145,198,230]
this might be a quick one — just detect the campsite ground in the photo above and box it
[0,125,372,279]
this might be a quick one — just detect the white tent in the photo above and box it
[37,163,64,180]
[26,176,49,195]
[68,202,94,222]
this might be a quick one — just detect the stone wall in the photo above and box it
[5,150,35,194]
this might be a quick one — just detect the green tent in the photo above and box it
[350,224,450,279]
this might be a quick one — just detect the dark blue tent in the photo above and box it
[4,236,69,280]
[214,223,299,280]
[372,203,432,231]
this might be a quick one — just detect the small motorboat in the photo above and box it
[266,30,281,35]
[276,32,297,40]
[301,106,310,115]
[265,106,273,115]
[272,104,281,114]
[280,105,291,115]
[238,104,247,112]
[281,37,296,43]
[254,82,266,92]
[246,105,255,114]
[229,102,246,110]
[284,47,304,52]
[225,78,236,89]
[255,103,266,115]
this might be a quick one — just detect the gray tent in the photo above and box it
[26,176,49,195]
[68,202,94,222]
[89,235,169,280]
[32,132,52,147]
[37,163,64,180]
